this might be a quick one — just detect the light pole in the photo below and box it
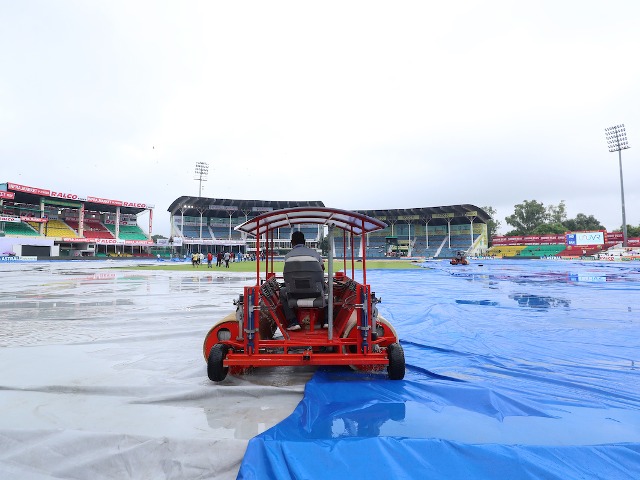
[194,162,209,197]
[605,124,630,247]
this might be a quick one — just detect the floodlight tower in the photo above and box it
[194,162,209,197]
[605,124,630,247]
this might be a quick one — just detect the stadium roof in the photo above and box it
[236,207,387,237]
[2,182,150,216]
[355,204,491,225]
[167,197,325,218]
[167,197,490,225]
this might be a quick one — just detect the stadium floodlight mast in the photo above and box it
[605,124,630,247]
[194,162,209,197]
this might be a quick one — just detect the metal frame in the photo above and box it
[203,207,402,374]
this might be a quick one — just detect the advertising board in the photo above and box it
[566,231,605,246]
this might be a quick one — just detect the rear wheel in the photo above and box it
[387,343,405,380]
[207,343,230,382]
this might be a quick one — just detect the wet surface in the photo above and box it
[2,259,640,479]
[240,260,640,479]
[0,260,312,479]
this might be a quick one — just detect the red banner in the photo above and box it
[86,196,153,209]
[492,234,566,245]
[6,183,153,211]
[8,182,50,196]
[124,239,153,246]
[606,232,624,242]
[87,196,123,207]
[493,232,636,247]
[20,215,47,223]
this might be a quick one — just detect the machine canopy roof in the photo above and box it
[235,207,387,237]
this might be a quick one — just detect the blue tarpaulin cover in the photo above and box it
[239,260,640,479]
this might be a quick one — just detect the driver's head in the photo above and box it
[291,231,305,246]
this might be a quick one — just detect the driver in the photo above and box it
[281,231,325,331]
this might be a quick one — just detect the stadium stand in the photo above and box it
[209,226,228,239]
[167,197,327,255]
[487,245,527,257]
[3,221,40,236]
[418,234,448,258]
[181,225,209,239]
[84,220,114,239]
[556,244,610,257]
[516,245,566,257]
[63,219,79,232]
[105,224,149,241]
[208,226,243,240]
[488,234,628,259]
[35,219,77,238]
[335,227,484,259]
[64,219,115,239]
[1,181,153,258]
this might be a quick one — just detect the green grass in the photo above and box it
[117,259,421,272]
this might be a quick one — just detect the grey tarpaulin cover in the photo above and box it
[1,260,639,479]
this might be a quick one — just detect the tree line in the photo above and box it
[482,201,640,239]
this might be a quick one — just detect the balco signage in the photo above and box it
[51,191,86,201]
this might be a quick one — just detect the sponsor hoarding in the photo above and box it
[20,216,47,223]
[50,191,86,201]
[64,238,154,246]
[492,234,566,246]
[183,238,243,246]
[6,182,152,210]
[0,255,37,262]
[208,205,238,211]
[8,182,50,196]
[606,232,624,242]
[566,231,605,246]
[123,240,153,246]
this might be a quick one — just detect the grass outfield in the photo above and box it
[124,259,422,272]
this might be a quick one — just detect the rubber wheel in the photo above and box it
[387,343,405,380]
[207,343,230,382]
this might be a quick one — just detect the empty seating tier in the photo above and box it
[3,222,40,236]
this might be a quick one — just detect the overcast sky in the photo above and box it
[2,1,639,236]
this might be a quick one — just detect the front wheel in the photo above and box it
[207,343,230,382]
[387,343,405,380]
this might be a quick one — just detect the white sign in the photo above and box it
[567,231,604,246]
